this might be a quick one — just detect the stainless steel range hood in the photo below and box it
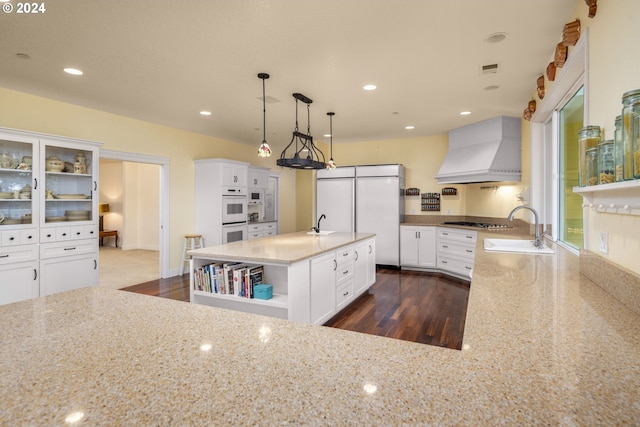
[435,116,521,184]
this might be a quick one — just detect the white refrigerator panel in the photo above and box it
[316,178,355,232]
[356,177,401,266]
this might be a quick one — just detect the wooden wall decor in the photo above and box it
[546,62,557,81]
[562,19,581,46]
[554,42,568,68]
[523,107,532,121]
[585,0,597,18]
[537,75,545,100]
[528,99,537,114]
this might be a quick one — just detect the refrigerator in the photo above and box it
[316,164,405,267]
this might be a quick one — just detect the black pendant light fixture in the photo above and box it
[326,112,336,169]
[257,73,272,158]
[277,93,326,170]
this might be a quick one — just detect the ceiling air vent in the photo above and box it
[481,63,500,75]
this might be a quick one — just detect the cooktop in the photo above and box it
[442,221,510,229]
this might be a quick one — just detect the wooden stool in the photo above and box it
[180,234,204,276]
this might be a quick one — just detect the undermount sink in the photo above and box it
[483,238,555,254]
[306,230,336,235]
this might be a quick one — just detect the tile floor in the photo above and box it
[99,246,160,290]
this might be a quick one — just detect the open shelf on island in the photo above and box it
[192,289,287,309]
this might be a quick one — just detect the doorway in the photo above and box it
[99,150,170,287]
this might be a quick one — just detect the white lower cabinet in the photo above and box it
[436,228,477,280]
[354,239,375,295]
[400,225,436,268]
[0,245,39,305]
[247,222,278,240]
[311,251,338,324]
[39,239,98,296]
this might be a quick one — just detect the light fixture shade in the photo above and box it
[277,93,326,170]
[99,203,110,214]
[257,73,272,157]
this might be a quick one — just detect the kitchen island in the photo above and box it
[188,231,377,325]
[0,231,639,425]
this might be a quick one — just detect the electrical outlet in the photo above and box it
[599,232,609,254]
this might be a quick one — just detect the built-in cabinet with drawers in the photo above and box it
[0,128,100,305]
[400,225,477,280]
[247,222,277,240]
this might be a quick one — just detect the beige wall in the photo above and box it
[123,162,160,251]
[533,0,640,273]
[0,87,298,272]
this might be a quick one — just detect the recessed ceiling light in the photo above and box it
[460,111,471,116]
[63,68,83,76]
[486,32,508,43]
[200,111,212,116]
[405,125,415,130]
[323,134,331,138]
[484,85,500,91]
[363,84,377,91]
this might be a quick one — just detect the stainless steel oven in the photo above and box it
[222,195,248,224]
[222,223,247,244]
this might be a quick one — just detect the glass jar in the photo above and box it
[586,147,599,186]
[634,109,640,179]
[578,125,601,186]
[614,115,624,181]
[598,140,615,184]
[621,89,640,180]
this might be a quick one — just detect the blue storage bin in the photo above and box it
[253,284,273,300]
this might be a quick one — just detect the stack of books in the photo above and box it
[193,262,264,298]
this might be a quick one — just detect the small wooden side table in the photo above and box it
[99,230,118,247]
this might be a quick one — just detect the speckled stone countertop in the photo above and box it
[189,231,375,264]
[1,232,639,425]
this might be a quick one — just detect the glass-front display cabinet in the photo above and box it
[0,132,38,229]
[41,140,96,227]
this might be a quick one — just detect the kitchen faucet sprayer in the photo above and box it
[507,205,544,249]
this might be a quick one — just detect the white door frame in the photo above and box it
[100,149,171,278]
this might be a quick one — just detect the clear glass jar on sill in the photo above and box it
[598,140,615,184]
[621,89,640,180]
[614,115,624,182]
[578,125,601,187]
[586,147,599,186]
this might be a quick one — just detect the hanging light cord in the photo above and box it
[261,77,266,143]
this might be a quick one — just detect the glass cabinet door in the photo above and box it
[40,140,96,226]
[0,133,38,228]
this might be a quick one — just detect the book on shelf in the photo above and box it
[193,262,266,299]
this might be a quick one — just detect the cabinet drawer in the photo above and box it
[248,224,264,232]
[336,279,354,311]
[264,222,276,231]
[247,231,264,240]
[40,228,57,243]
[0,244,38,265]
[20,229,38,245]
[335,246,354,266]
[438,228,477,244]
[336,261,354,285]
[437,255,474,279]
[1,230,21,246]
[84,226,98,239]
[264,230,276,237]
[40,239,97,259]
[437,240,475,260]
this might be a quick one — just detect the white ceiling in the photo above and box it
[0,0,576,151]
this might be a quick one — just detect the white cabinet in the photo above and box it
[0,127,101,305]
[400,225,436,268]
[0,245,38,304]
[247,221,278,240]
[311,251,337,324]
[354,239,375,296]
[40,241,98,296]
[248,166,269,189]
[222,163,248,187]
[437,227,477,280]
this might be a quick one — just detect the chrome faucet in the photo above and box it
[313,214,326,233]
[507,205,544,249]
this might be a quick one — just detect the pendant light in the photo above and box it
[276,93,326,170]
[326,112,336,169]
[257,73,272,157]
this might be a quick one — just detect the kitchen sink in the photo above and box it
[483,238,554,254]
[306,230,336,235]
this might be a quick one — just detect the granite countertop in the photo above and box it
[1,232,639,425]
[188,231,375,264]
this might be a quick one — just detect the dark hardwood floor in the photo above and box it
[120,267,469,350]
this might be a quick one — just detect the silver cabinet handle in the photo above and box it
[465,266,472,270]
[343,291,349,297]
[466,249,473,253]
[34,178,38,189]
[441,260,448,264]
[333,259,337,271]
[355,251,359,261]
[33,269,37,280]
[63,247,76,251]
[0,254,9,259]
